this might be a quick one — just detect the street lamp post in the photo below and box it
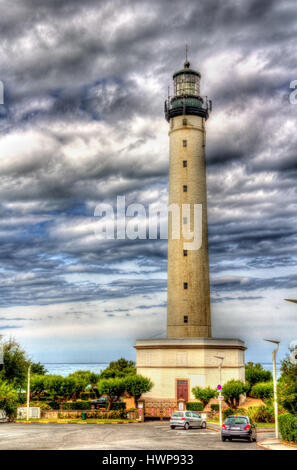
[214,355,224,427]
[26,363,31,421]
[264,339,280,439]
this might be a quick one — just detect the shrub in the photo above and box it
[222,380,249,408]
[111,402,126,411]
[62,401,92,410]
[58,409,127,420]
[277,360,297,415]
[124,375,153,401]
[46,401,60,410]
[210,404,219,411]
[80,392,96,400]
[191,386,217,407]
[250,382,273,400]
[0,381,19,419]
[186,402,204,411]
[247,405,274,423]
[278,413,297,443]
[24,401,51,411]
[245,362,272,391]
[97,378,126,411]
[223,408,246,420]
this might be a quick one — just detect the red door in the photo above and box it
[177,380,188,401]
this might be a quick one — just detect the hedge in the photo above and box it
[247,405,274,423]
[186,402,204,411]
[278,413,297,443]
[250,382,273,400]
[80,392,97,400]
[62,401,92,410]
[61,401,126,411]
[210,404,219,411]
[223,408,246,420]
[58,409,127,420]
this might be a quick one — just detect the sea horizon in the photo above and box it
[41,361,281,378]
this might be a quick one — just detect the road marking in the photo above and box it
[169,431,217,436]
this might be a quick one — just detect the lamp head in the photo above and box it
[264,339,280,345]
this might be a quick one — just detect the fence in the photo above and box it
[17,407,40,419]
[0,410,7,422]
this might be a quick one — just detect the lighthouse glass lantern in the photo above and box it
[173,60,200,97]
[165,59,210,121]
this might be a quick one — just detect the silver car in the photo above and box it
[170,411,207,430]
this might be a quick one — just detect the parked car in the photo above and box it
[221,415,257,442]
[170,410,207,430]
[90,397,108,409]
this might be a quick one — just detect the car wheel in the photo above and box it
[184,422,189,430]
[201,421,206,429]
[253,436,257,442]
[248,435,253,442]
[221,436,226,442]
[228,437,232,441]
[170,426,175,429]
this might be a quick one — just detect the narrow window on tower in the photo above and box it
[183,118,187,126]
[183,185,187,192]
[184,315,188,323]
[183,160,187,168]
[183,217,187,224]
[184,282,188,290]
[183,140,187,147]
[183,249,188,257]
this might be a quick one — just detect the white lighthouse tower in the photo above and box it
[166,57,211,338]
[135,55,246,411]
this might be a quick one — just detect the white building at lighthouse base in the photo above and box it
[135,337,245,401]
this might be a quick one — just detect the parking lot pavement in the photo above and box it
[0,422,272,450]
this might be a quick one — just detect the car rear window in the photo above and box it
[225,417,248,425]
[172,412,183,418]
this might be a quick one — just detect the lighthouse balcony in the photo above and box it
[165,95,211,122]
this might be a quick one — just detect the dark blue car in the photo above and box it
[221,415,257,442]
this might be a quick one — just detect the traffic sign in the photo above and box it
[217,384,222,391]
[218,396,224,401]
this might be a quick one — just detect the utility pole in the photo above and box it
[214,355,224,426]
[26,363,31,421]
[264,339,280,439]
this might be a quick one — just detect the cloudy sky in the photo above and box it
[0,0,296,364]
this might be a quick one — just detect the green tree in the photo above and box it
[191,386,217,408]
[30,375,46,400]
[245,362,272,392]
[222,380,249,409]
[277,352,297,414]
[31,362,47,375]
[67,370,100,399]
[124,375,153,402]
[0,338,28,389]
[97,378,126,411]
[100,358,136,379]
[43,375,65,401]
[0,380,19,419]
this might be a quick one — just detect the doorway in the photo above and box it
[177,379,189,401]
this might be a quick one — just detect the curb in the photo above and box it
[14,420,139,425]
[257,439,297,451]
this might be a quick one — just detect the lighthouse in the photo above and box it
[165,58,212,338]
[134,55,246,410]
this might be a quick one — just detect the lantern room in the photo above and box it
[173,60,201,97]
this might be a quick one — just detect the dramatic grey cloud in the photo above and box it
[0,0,296,362]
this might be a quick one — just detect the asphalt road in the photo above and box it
[0,422,272,450]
